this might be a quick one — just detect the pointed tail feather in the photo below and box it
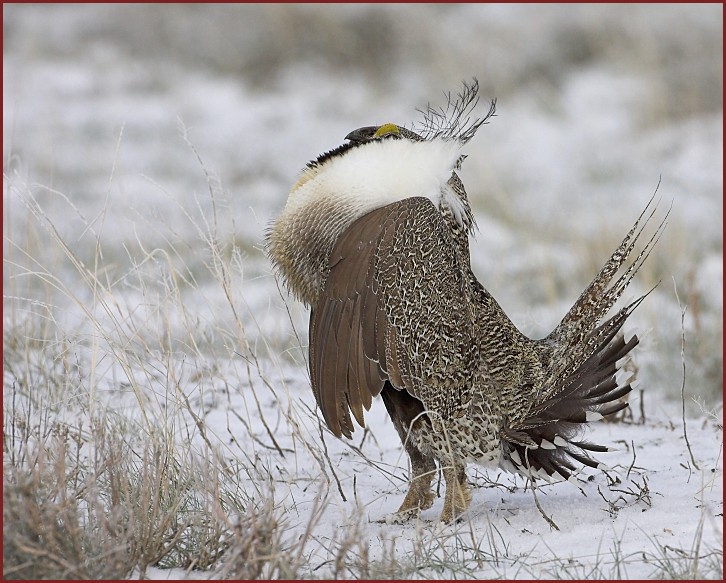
[499,290,645,481]
[547,191,669,351]
[498,191,666,482]
[541,193,668,404]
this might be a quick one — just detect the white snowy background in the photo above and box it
[3,4,722,579]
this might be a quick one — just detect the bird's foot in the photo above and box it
[382,508,419,525]
[379,482,435,523]
[439,468,472,523]
[397,484,435,514]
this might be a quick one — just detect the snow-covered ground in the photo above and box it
[144,373,721,579]
[4,3,722,579]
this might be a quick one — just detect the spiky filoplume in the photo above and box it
[266,80,667,523]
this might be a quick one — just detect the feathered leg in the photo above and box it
[381,384,436,516]
[440,462,472,523]
[395,450,436,515]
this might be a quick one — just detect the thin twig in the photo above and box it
[229,408,294,454]
[528,477,559,531]
[179,389,214,452]
[524,449,559,531]
[317,420,347,502]
[638,388,646,425]
[247,371,287,458]
[626,439,637,480]
[673,278,700,470]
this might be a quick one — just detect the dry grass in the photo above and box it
[4,411,222,579]
[3,152,307,578]
[4,5,722,577]
[3,140,722,579]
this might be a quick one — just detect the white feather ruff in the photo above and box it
[284,138,466,226]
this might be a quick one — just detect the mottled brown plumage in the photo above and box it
[266,80,667,522]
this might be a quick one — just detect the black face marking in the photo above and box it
[344,126,381,144]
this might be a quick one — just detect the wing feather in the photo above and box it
[310,197,478,438]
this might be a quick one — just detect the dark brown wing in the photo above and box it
[310,197,478,438]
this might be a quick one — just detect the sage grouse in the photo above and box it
[266,80,666,523]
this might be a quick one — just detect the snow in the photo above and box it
[90,352,722,579]
[3,3,722,579]
[101,353,720,579]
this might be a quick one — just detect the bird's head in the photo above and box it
[305,78,494,172]
[267,80,493,304]
[344,123,425,144]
